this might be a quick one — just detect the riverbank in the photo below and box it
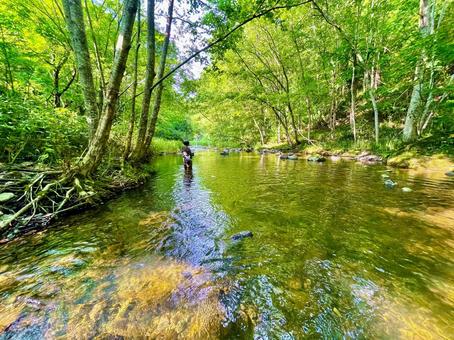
[0,163,154,242]
[2,143,452,242]
[256,141,454,178]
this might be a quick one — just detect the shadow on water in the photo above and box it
[0,152,453,338]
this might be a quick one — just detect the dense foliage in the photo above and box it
[0,0,191,165]
[192,0,453,154]
[0,0,452,168]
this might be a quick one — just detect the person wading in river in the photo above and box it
[181,140,194,170]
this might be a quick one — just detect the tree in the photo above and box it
[62,0,138,176]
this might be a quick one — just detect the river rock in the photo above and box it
[279,154,288,159]
[445,171,454,177]
[384,179,397,188]
[357,153,383,164]
[307,155,326,162]
[402,187,412,193]
[0,192,15,203]
[330,155,341,161]
[220,149,229,156]
[231,231,253,241]
[288,154,298,160]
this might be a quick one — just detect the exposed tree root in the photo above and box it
[0,163,151,241]
[0,167,93,240]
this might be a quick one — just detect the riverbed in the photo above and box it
[1,151,453,338]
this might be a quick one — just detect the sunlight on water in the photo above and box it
[0,152,453,338]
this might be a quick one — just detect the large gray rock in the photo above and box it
[307,155,326,162]
[357,153,383,164]
[384,179,397,188]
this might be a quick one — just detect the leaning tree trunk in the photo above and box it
[132,0,156,161]
[403,0,433,141]
[124,2,141,162]
[77,0,138,176]
[61,0,99,137]
[144,0,175,151]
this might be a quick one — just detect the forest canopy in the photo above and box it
[0,0,452,171]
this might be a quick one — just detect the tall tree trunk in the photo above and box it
[370,62,380,144]
[350,53,357,142]
[403,0,433,141]
[53,61,62,107]
[370,88,379,143]
[85,0,106,111]
[144,0,175,151]
[419,1,446,135]
[253,117,265,145]
[77,0,138,176]
[62,0,99,137]
[132,0,156,160]
[124,3,141,162]
[305,97,312,141]
[0,25,14,92]
[277,120,281,144]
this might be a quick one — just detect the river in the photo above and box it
[1,151,453,338]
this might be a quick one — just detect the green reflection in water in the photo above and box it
[1,152,453,339]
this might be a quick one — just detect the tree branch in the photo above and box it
[148,0,312,92]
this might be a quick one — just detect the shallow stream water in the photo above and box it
[1,152,453,338]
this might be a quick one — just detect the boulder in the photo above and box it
[231,231,253,241]
[357,153,383,164]
[384,179,397,188]
[307,155,326,162]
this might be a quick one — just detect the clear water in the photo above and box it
[1,152,453,339]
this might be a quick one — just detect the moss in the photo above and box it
[387,151,418,168]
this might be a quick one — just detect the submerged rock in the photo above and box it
[231,231,253,241]
[307,155,326,162]
[445,171,454,177]
[384,179,397,188]
[402,187,412,193]
[381,174,390,179]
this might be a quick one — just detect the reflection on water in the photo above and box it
[1,152,453,338]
